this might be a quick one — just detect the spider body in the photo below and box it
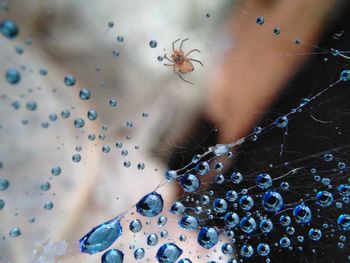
[164,38,203,84]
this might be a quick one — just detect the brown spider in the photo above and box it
[164,38,204,84]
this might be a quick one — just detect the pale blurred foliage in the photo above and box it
[0,0,233,262]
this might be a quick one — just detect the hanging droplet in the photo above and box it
[5,68,21,84]
[136,192,163,217]
[197,227,219,249]
[79,217,123,254]
[156,243,183,263]
[0,19,19,39]
[101,249,124,263]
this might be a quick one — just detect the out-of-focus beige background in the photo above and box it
[0,1,232,262]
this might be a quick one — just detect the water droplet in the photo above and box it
[147,233,158,246]
[87,109,98,120]
[102,249,124,263]
[149,40,157,48]
[256,16,265,25]
[261,191,284,212]
[180,174,200,192]
[136,192,163,217]
[64,74,76,86]
[5,68,20,84]
[51,166,62,176]
[0,19,19,39]
[293,204,312,224]
[129,219,142,233]
[9,227,21,238]
[0,178,9,190]
[179,215,198,230]
[44,201,54,210]
[134,248,145,259]
[156,243,183,263]
[74,118,85,128]
[79,88,91,100]
[79,217,123,254]
[197,227,219,249]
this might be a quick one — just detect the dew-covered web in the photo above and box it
[1,1,350,263]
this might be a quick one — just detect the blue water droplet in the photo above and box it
[170,201,185,215]
[9,227,21,238]
[165,170,177,182]
[197,227,219,249]
[260,219,273,233]
[5,68,20,84]
[273,27,281,35]
[136,192,163,217]
[195,161,210,176]
[257,243,270,256]
[231,171,243,184]
[224,212,239,228]
[0,199,5,209]
[256,173,272,189]
[72,153,82,162]
[79,217,123,254]
[26,101,37,111]
[213,198,228,213]
[0,178,9,190]
[340,69,350,81]
[239,195,254,211]
[240,216,257,234]
[79,88,91,100]
[338,184,350,196]
[337,214,350,230]
[293,204,312,224]
[316,191,333,207]
[44,201,54,210]
[74,118,85,128]
[109,98,118,107]
[147,233,158,246]
[308,228,322,241]
[261,191,284,212]
[279,237,291,248]
[275,116,288,128]
[149,40,157,48]
[134,248,145,259]
[117,36,124,42]
[180,174,200,192]
[0,19,19,39]
[129,219,142,233]
[51,166,62,176]
[240,244,254,258]
[156,243,183,263]
[178,259,192,263]
[256,16,265,25]
[179,215,198,230]
[101,249,124,263]
[40,182,51,191]
[64,74,76,86]
[87,109,98,120]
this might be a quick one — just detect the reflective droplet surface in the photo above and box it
[293,204,312,224]
[0,19,19,39]
[261,191,284,212]
[156,243,183,263]
[197,227,219,249]
[101,249,124,263]
[136,192,163,217]
[79,217,123,254]
[5,68,20,84]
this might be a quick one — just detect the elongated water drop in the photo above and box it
[79,217,122,254]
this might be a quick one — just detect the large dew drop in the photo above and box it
[197,227,219,249]
[136,191,163,217]
[79,217,122,254]
[156,243,183,263]
[101,249,124,263]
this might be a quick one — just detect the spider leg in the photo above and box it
[188,58,204,67]
[177,73,193,85]
[164,63,174,66]
[164,54,174,62]
[172,39,181,52]
[180,38,189,51]
[185,49,200,57]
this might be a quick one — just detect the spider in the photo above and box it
[164,38,204,84]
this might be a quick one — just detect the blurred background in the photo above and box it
[1,0,350,262]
